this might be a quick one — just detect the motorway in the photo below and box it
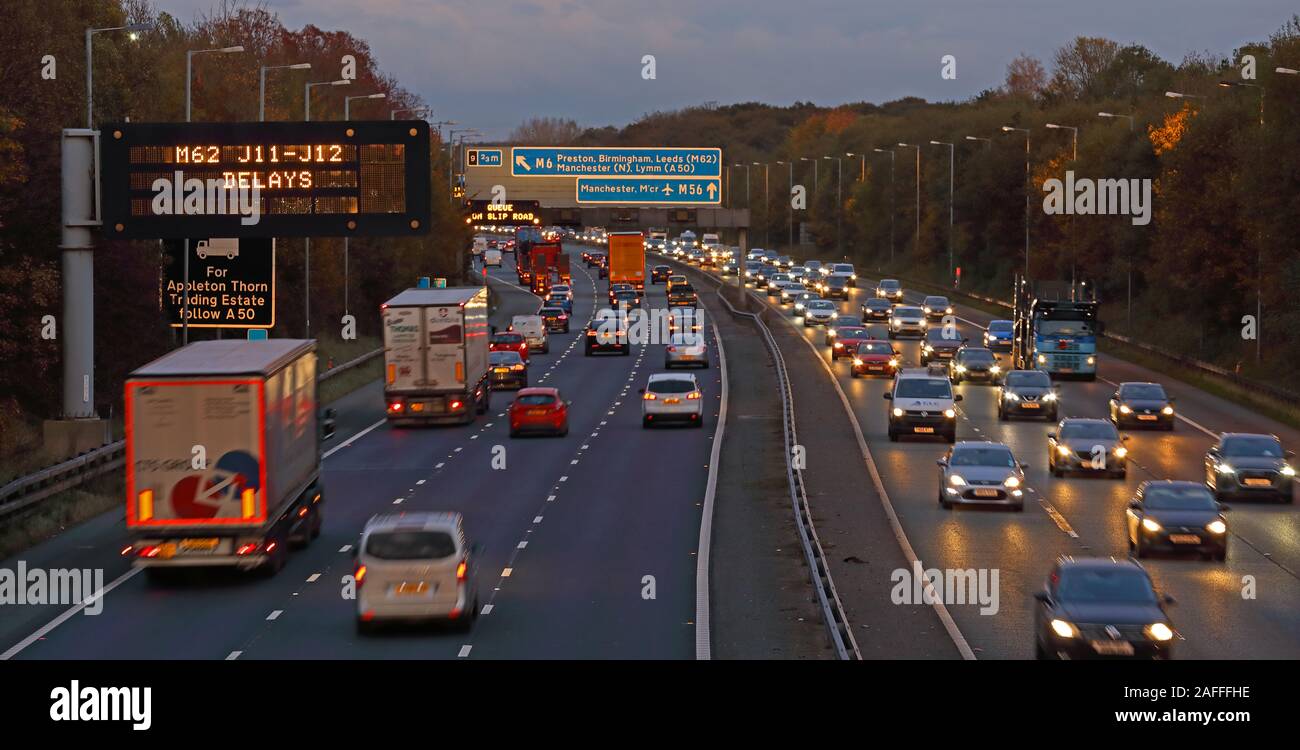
[0,245,723,660]
[682,255,1300,660]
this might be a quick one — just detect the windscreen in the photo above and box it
[649,379,695,394]
[366,530,456,560]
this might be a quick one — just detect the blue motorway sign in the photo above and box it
[512,147,721,178]
[467,148,502,167]
[575,177,722,205]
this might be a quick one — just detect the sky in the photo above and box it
[159,0,1298,139]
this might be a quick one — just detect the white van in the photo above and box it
[472,236,487,256]
[484,248,503,267]
[884,368,963,443]
[510,314,549,353]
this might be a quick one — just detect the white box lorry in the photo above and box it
[123,339,325,577]
[383,287,492,425]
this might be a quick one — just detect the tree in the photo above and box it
[1047,37,1120,100]
[1004,54,1047,99]
[509,117,582,145]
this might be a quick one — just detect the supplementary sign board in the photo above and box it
[511,147,722,178]
[163,238,274,328]
[466,148,502,167]
[101,121,431,239]
[576,177,721,205]
[465,200,541,225]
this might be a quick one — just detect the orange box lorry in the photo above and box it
[608,232,645,291]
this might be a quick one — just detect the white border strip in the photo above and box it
[695,318,728,660]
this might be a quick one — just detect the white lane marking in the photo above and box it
[559,476,568,482]
[546,495,556,502]
[226,651,242,660]
[534,516,543,523]
[1039,498,1080,538]
[694,315,729,661]
[501,567,513,577]
[454,447,463,453]
[517,541,528,549]
[339,544,352,553]
[267,610,283,621]
[458,645,473,658]
[392,498,403,505]
[1,567,141,660]
[307,573,321,583]
[322,418,386,458]
[416,479,426,485]
[435,462,445,469]
[570,459,579,465]
[481,604,494,615]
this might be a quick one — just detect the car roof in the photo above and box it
[365,511,462,533]
[1057,556,1145,572]
[517,386,560,396]
[924,295,949,301]
[896,368,948,379]
[1060,417,1110,426]
[1219,432,1279,442]
[957,346,993,355]
[894,305,922,313]
[952,440,1011,450]
[648,372,696,383]
[1138,479,1207,491]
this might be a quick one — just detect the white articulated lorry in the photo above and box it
[123,339,326,578]
[382,287,491,425]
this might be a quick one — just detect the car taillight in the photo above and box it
[388,401,404,412]
[667,346,676,352]
[450,400,463,410]
[643,392,657,400]
[355,564,367,587]
[512,364,525,371]
[138,545,161,558]
[236,542,259,556]
[456,560,468,582]
[687,391,702,400]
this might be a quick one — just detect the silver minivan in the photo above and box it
[355,512,478,633]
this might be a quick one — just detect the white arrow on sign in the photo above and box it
[515,155,531,171]
[707,182,718,199]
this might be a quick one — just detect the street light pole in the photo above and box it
[183,45,244,345]
[846,152,865,181]
[824,156,842,256]
[342,93,387,316]
[930,141,954,278]
[897,143,920,260]
[259,62,311,121]
[1097,111,1134,132]
[775,161,793,247]
[391,107,431,120]
[302,78,350,338]
[1002,126,1031,277]
[872,148,895,266]
[753,162,769,247]
[86,24,150,129]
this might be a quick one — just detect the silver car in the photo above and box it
[355,512,479,633]
[889,306,927,339]
[803,299,839,326]
[665,337,709,369]
[937,441,1027,511]
[641,373,704,428]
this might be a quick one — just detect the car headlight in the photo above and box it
[1086,356,1096,365]
[1004,476,1020,488]
[923,344,933,353]
[1141,518,1162,533]
[1161,406,1174,415]
[1282,465,1296,477]
[1056,444,1071,456]
[1037,354,1047,364]
[891,319,899,326]
[1119,404,1132,414]
[888,358,899,367]
[921,320,929,327]
[945,307,953,314]
[892,407,904,417]
[1217,463,1234,474]
[1113,446,1128,458]
[923,307,932,314]
[1146,623,1174,642]
[852,358,864,366]
[1042,392,1057,402]
[954,364,967,373]
[943,408,956,418]
[1004,391,1020,401]
[949,474,966,486]
[827,329,837,337]
[1206,520,1227,534]
[989,365,1001,373]
[1050,619,1078,639]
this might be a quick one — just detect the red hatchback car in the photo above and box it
[850,339,901,378]
[509,388,569,437]
[490,331,530,363]
[830,326,872,360]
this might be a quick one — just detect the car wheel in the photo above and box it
[621,347,630,356]
[641,417,652,429]
[850,370,859,378]
[1134,537,1147,559]
[559,423,569,437]
[356,618,375,636]
[945,432,955,444]
[509,429,519,438]
[1034,639,1050,660]
[1012,503,1024,512]
[1215,546,1227,562]
[997,408,1007,421]
[888,430,898,442]
[310,506,323,539]
[584,347,592,356]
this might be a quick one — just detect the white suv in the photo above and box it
[354,512,478,634]
[884,368,962,443]
[641,373,704,428]
[888,306,927,339]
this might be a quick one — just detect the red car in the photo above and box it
[490,331,530,363]
[830,326,871,360]
[509,387,569,437]
[850,339,901,378]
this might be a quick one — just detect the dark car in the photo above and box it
[667,285,698,307]
[949,346,1003,385]
[921,295,953,322]
[539,306,570,333]
[830,326,872,360]
[1204,433,1295,503]
[861,297,893,322]
[1048,418,1129,478]
[850,340,901,378]
[825,315,864,346]
[920,327,966,366]
[1033,557,1177,660]
[651,265,672,284]
[489,350,528,390]
[613,290,641,309]
[1109,382,1175,430]
[584,319,629,356]
[823,274,851,299]
[998,369,1058,421]
[608,282,636,306]
[876,278,904,302]
[1126,481,1228,560]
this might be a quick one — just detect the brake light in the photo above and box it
[236,542,259,556]
[687,391,702,400]
[355,564,367,587]
[450,400,463,410]
[667,346,676,352]
[388,401,405,413]
[643,392,657,400]
[138,545,161,558]
[457,560,468,582]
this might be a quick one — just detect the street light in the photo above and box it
[846,152,865,181]
[930,141,954,277]
[1218,80,1265,125]
[259,63,311,121]
[1097,111,1134,132]
[824,156,842,256]
[86,23,151,129]
[304,78,349,121]
[1165,91,1206,107]
[391,106,431,120]
[1001,126,1031,277]
[180,44,244,345]
[340,93,388,316]
[753,162,770,247]
[872,149,895,266]
[965,135,992,148]
[1044,123,1078,161]
[1219,80,1268,363]
[775,160,794,247]
[733,163,751,211]
[345,92,387,120]
[896,143,921,260]
[301,78,350,339]
[186,46,244,122]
